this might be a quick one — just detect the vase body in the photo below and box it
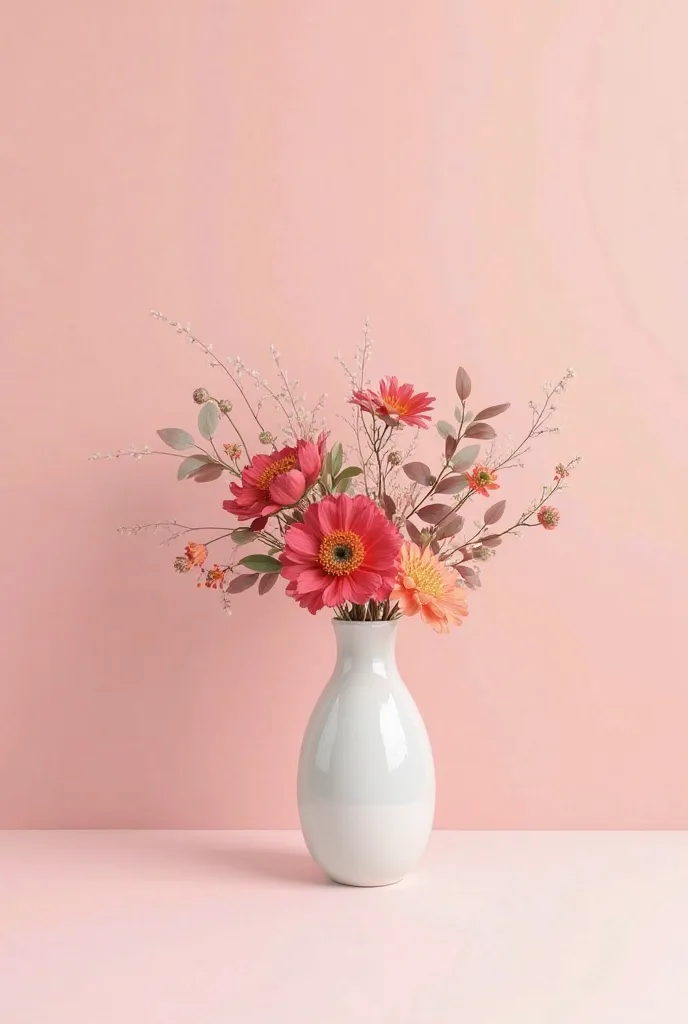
[298,620,435,886]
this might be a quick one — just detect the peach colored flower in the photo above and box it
[391,542,468,633]
[223,433,326,522]
[466,464,499,497]
[223,443,243,461]
[280,494,402,614]
[185,542,208,567]
[537,506,560,530]
[351,376,435,428]
[554,463,569,481]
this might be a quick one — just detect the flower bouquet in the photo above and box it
[95,313,578,885]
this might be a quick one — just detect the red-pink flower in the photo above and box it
[223,434,326,522]
[537,505,560,530]
[351,376,435,429]
[280,494,402,614]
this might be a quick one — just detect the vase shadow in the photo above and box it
[220,843,330,886]
[139,832,331,887]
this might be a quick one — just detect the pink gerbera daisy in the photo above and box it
[351,376,435,429]
[223,433,326,522]
[280,494,402,614]
[391,542,468,633]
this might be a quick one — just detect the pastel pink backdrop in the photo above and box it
[1,1,686,828]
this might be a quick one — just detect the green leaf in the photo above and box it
[177,454,213,480]
[451,444,481,473]
[238,554,283,574]
[436,420,457,440]
[330,442,344,478]
[231,528,257,546]
[198,402,219,440]
[334,476,353,493]
[158,428,195,451]
[334,466,362,484]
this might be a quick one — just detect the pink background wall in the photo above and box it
[2,1,687,829]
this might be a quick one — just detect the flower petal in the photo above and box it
[296,439,323,486]
[269,469,306,506]
[282,523,319,560]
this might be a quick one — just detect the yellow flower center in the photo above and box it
[404,555,445,598]
[383,396,411,415]
[318,530,365,576]
[257,454,297,490]
[476,470,493,485]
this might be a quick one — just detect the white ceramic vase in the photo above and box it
[298,619,435,886]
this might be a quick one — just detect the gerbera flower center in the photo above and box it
[476,470,493,485]
[404,555,445,598]
[318,530,365,576]
[257,454,297,490]
[383,396,411,415]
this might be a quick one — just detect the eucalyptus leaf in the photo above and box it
[436,514,464,540]
[405,519,424,546]
[334,466,363,483]
[232,528,257,545]
[416,503,453,525]
[483,500,506,526]
[435,474,469,495]
[330,442,344,478]
[198,402,220,440]
[436,420,456,440]
[258,573,279,596]
[451,445,481,473]
[455,367,472,401]
[473,402,511,421]
[192,463,224,483]
[157,427,195,451]
[382,493,396,520]
[227,573,259,594]
[445,434,458,460]
[238,554,283,574]
[403,461,434,485]
[464,421,497,440]
[334,476,353,494]
[177,454,213,480]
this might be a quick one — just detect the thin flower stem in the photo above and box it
[151,313,272,441]
[492,378,564,472]
[219,410,251,461]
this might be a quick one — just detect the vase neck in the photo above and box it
[332,620,399,676]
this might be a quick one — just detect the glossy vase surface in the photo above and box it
[298,620,435,886]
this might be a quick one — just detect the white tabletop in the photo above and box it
[1,830,686,1022]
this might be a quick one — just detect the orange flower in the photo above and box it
[466,464,499,497]
[391,542,468,633]
[199,564,227,589]
[184,542,208,567]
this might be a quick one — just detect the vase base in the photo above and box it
[329,874,404,888]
